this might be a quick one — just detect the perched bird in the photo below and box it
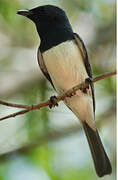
[17,5,112,177]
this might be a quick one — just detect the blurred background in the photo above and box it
[0,0,116,180]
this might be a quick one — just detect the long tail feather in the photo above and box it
[82,121,112,177]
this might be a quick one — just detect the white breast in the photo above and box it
[42,40,88,94]
[42,40,95,129]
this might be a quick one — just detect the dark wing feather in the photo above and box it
[73,33,95,112]
[37,47,55,88]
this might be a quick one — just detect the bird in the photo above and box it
[17,5,112,177]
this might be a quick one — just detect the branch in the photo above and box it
[0,105,115,159]
[0,71,116,121]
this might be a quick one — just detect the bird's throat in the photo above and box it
[36,25,74,53]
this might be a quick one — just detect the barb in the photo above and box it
[0,71,116,121]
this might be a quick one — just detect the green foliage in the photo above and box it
[0,0,20,23]
[60,168,95,180]
[0,161,9,180]
[22,79,49,139]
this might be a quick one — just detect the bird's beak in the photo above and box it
[17,10,31,17]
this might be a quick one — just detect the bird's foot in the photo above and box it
[80,77,92,94]
[67,91,76,98]
[85,77,92,88]
[49,96,58,109]
[85,77,92,84]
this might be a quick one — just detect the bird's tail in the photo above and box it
[82,121,112,177]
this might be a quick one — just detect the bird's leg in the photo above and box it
[80,77,92,94]
[49,96,58,109]
[85,77,93,88]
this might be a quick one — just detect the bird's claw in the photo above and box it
[67,92,76,98]
[85,77,92,84]
[85,77,92,88]
[49,96,58,109]
[80,77,92,94]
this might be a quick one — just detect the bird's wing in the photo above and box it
[37,47,55,88]
[73,33,95,112]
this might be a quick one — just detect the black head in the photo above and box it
[17,5,74,52]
